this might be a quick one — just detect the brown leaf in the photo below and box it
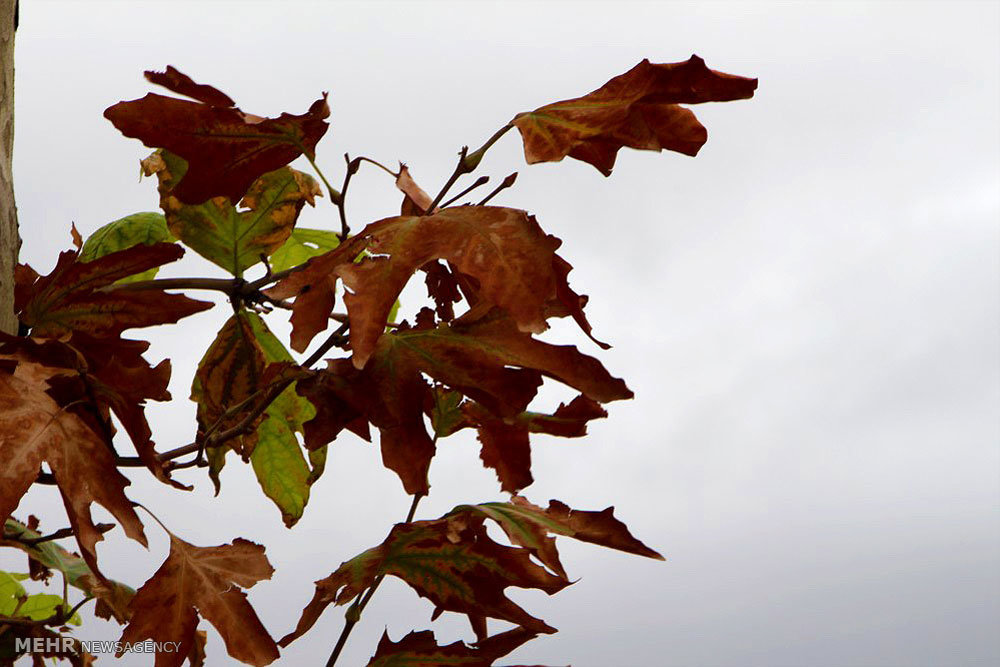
[449,496,664,580]
[0,333,182,488]
[365,627,538,667]
[396,164,435,215]
[15,242,212,338]
[119,535,278,667]
[465,395,607,493]
[145,65,235,107]
[300,309,629,494]
[269,206,562,363]
[281,517,566,647]
[105,66,329,204]
[0,350,147,579]
[513,55,757,175]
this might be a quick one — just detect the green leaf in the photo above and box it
[268,227,340,274]
[79,212,175,284]
[0,572,81,625]
[143,150,321,277]
[2,519,135,623]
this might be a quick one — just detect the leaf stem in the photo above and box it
[440,175,489,208]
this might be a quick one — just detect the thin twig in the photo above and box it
[425,124,514,212]
[326,492,425,667]
[440,175,489,208]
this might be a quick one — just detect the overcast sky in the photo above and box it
[4,1,999,666]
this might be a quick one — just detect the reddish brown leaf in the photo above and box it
[0,333,182,488]
[365,627,538,667]
[513,55,757,175]
[145,65,235,107]
[119,535,278,667]
[552,254,609,349]
[269,207,562,362]
[396,164,435,215]
[448,496,664,580]
[300,309,628,494]
[264,233,370,352]
[0,350,147,579]
[338,207,561,368]
[423,260,464,322]
[280,517,566,647]
[464,395,607,493]
[15,242,212,338]
[105,66,329,204]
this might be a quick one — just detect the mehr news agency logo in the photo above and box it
[16,637,183,655]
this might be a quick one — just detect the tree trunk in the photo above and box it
[0,0,20,336]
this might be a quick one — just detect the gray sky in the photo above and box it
[4,1,999,666]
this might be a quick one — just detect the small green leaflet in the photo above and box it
[268,227,340,274]
[79,212,175,284]
[0,571,81,625]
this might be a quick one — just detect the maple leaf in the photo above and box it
[447,496,664,580]
[463,395,608,493]
[280,517,567,647]
[105,66,329,204]
[299,308,630,495]
[0,352,147,581]
[0,330,183,489]
[365,627,538,667]
[513,55,757,175]
[119,535,278,667]
[269,205,562,366]
[141,150,322,277]
[15,241,212,338]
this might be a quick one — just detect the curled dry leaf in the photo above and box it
[105,65,329,204]
[119,535,278,667]
[513,55,757,175]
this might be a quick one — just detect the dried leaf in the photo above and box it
[105,66,329,204]
[15,241,212,338]
[464,395,607,493]
[119,535,278,667]
[0,353,147,580]
[448,497,664,580]
[280,518,566,647]
[365,627,538,667]
[301,308,630,494]
[513,55,757,175]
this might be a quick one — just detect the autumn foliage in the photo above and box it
[1,57,755,665]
